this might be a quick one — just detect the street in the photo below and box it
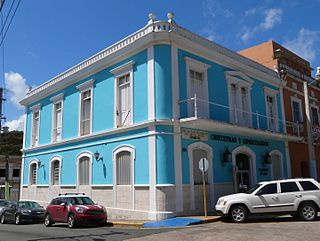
[1,216,320,241]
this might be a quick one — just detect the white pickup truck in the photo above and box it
[215,178,320,222]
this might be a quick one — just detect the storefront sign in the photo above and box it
[182,129,208,141]
[210,134,269,146]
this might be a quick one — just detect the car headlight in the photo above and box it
[21,210,32,214]
[103,206,107,213]
[218,199,227,206]
[75,207,84,213]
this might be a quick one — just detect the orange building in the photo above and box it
[239,40,320,179]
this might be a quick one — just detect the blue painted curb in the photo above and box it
[143,217,203,228]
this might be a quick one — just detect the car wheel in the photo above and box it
[44,214,53,227]
[98,219,107,227]
[15,214,21,225]
[299,203,317,221]
[229,205,248,223]
[67,214,76,228]
[0,214,6,224]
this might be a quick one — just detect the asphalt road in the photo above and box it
[0,223,169,241]
[1,216,320,241]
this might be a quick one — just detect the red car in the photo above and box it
[44,193,107,228]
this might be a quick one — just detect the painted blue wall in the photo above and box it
[181,128,287,185]
[177,48,283,131]
[24,50,148,148]
[23,127,149,185]
[154,45,172,119]
[156,125,175,184]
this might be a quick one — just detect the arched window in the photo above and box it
[116,151,131,185]
[29,162,38,185]
[78,155,90,185]
[51,159,60,185]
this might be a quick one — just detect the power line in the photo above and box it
[0,0,21,48]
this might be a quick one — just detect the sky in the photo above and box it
[1,0,320,131]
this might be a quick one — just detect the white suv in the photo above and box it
[215,178,320,222]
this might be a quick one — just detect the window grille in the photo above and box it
[30,163,37,185]
[79,156,90,185]
[32,111,40,146]
[116,151,131,185]
[80,90,91,135]
[52,160,60,185]
[53,102,62,142]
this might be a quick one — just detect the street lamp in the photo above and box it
[303,67,320,180]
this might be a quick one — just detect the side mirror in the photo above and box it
[255,190,262,196]
[10,204,16,209]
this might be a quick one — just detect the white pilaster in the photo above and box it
[148,126,157,219]
[173,123,183,212]
[171,45,180,119]
[148,46,155,120]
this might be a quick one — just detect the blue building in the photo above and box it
[20,13,301,220]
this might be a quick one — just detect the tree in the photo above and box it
[0,131,23,156]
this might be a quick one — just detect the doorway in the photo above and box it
[235,153,251,193]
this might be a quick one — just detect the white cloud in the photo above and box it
[4,114,25,131]
[4,71,29,109]
[239,8,282,43]
[284,28,320,62]
[259,8,282,30]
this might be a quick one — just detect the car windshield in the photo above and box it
[69,197,95,205]
[246,184,262,194]
[0,200,9,207]
[18,201,41,209]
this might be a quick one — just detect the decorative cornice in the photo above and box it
[20,19,281,106]
[50,93,64,103]
[76,79,95,91]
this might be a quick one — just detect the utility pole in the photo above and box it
[0,87,6,132]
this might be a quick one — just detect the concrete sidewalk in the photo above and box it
[108,215,221,228]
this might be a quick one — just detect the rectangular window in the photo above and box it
[12,169,20,178]
[116,74,132,127]
[0,169,5,178]
[32,111,40,146]
[266,95,277,131]
[52,102,62,142]
[292,101,301,123]
[80,90,91,136]
[311,107,319,126]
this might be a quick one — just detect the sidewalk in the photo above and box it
[108,215,221,228]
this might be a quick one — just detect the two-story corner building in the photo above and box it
[20,14,301,221]
[239,40,320,180]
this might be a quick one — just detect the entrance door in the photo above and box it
[193,149,209,210]
[235,153,250,193]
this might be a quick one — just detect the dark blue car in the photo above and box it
[0,201,45,225]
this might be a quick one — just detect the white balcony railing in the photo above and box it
[178,94,302,136]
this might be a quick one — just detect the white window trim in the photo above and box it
[50,94,64,143]
[28,159,39,186]
[310,104,320,126]
[290,96,304,123]
[112,145,135,210]
[49,156,62,186]
[225,71,253,127]
[77,79,94,136]
[76,151,93,186]
[269,149,284,180]
[30,104,41,147]
[184,57,210,118]
[263,87,279,132]
[111,61,134,128]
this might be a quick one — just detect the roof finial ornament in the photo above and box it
[167,12,175,23]
[148,13,156,25]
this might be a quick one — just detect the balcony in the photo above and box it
[178,94,302,142]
